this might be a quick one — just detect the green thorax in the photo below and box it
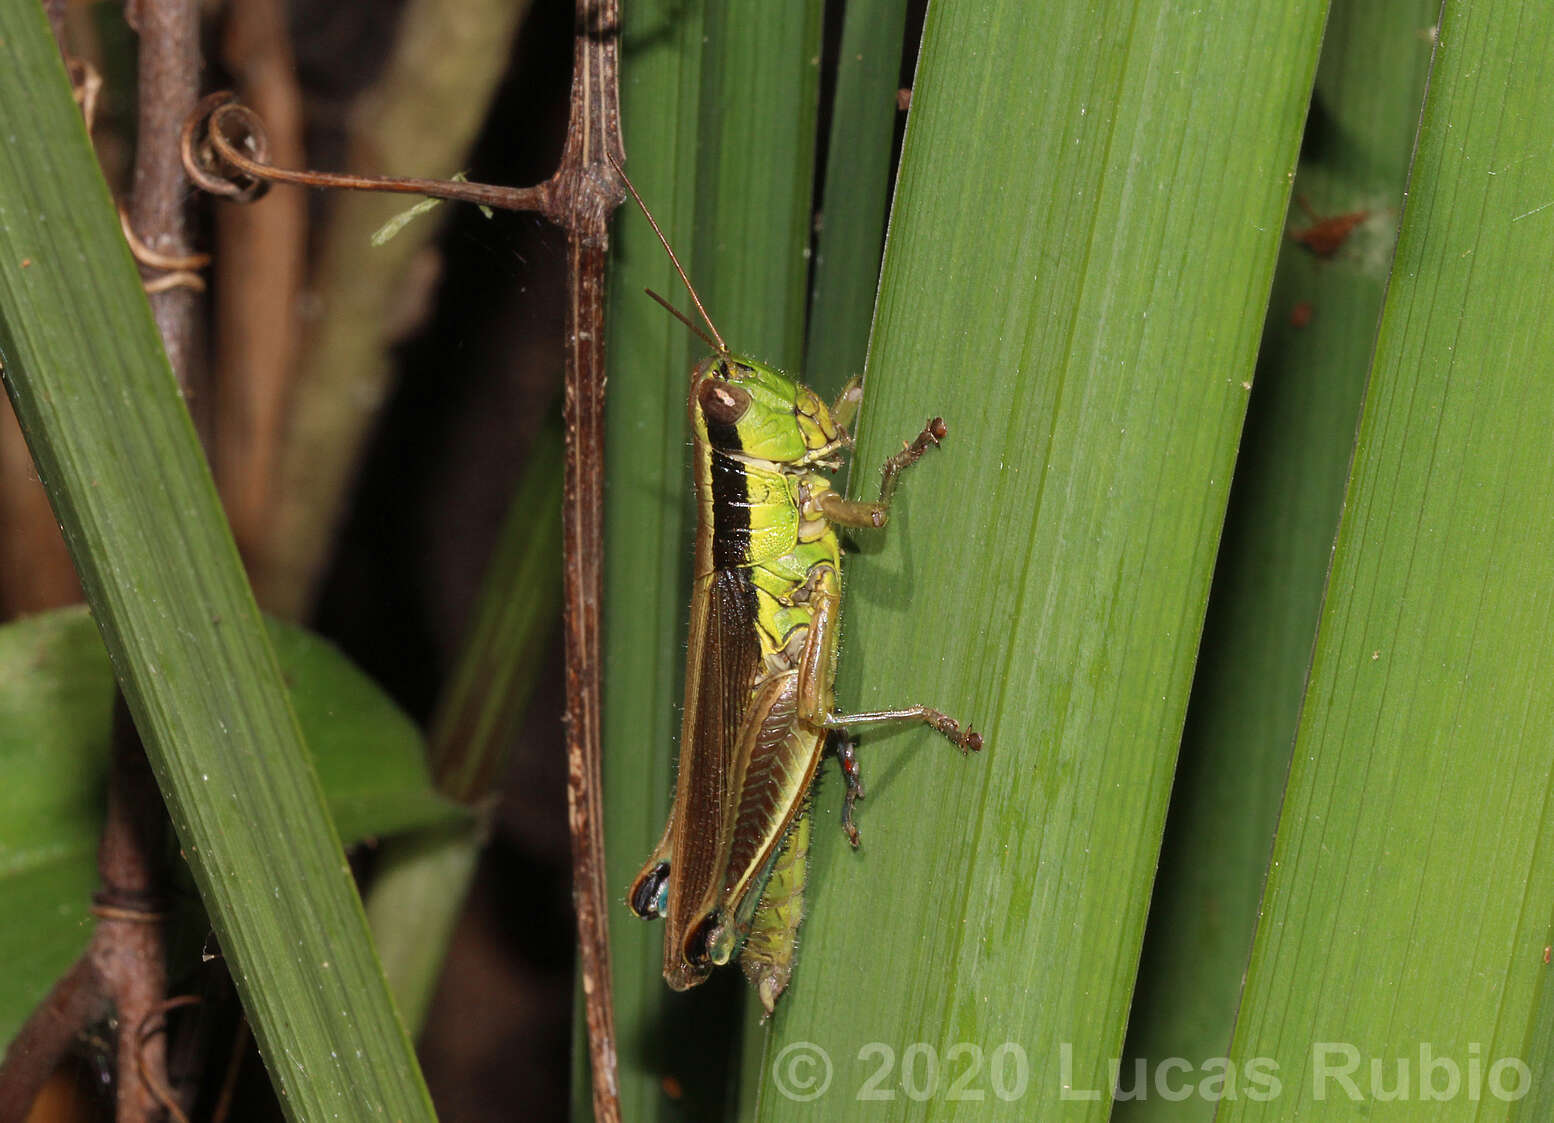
[690,355,847,663]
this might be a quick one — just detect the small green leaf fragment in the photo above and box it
[370,172,491,245]
[372,197,442,246]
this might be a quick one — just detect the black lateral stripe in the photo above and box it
[709,448,752,570]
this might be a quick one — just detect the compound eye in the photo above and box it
[629,863,670,919]
[698,379,750,427]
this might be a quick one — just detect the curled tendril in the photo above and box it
[179,91,558,216]
[67,57,103,134]
[91,884,173,924]
[118,207,212,293]
[135,995,202,1123]
[181,91,272,203]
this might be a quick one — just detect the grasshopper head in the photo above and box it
[692,356,845,466]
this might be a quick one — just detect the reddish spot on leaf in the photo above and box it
[1289,300,1314,328]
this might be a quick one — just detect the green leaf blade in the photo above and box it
[1226,1,1554,1117]
[803,0,911,396]
[756,0,1328,1118]
[0,8,434,1117]
[1118,3,1441,1115]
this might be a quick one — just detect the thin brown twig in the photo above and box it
[552,7,624,1120]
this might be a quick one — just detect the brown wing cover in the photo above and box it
[664,565,762,986]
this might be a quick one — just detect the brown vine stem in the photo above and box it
[116,2,199,1116]
[126,0,201,395]
[182,4,625,1117]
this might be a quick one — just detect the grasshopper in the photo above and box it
[617,163,981,1014]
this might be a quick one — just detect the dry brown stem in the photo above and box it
[214,0,308,565]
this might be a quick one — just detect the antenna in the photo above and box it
[608,151,728,355]
[645,288,719,351]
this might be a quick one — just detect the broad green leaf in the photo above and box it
[0,607,463,1044]
[1118,2,1440,1115]
[751,0,1325,1118]
[0,861,98,1052]
[1225,1,1554,1117]
[272,618,460,844]
[0,8,434,1118]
